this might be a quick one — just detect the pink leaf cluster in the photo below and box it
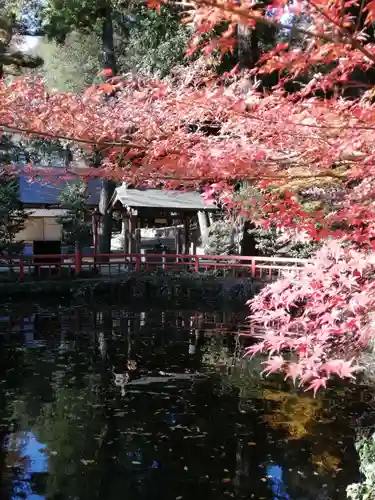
[177,0,375,92]
[246,241,374,391]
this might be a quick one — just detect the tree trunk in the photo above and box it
[240,220,258,256]
[197,211,210,247]
[237,23,259,70]
[98,5,117,255]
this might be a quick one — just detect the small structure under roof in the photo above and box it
[109,186,218,254]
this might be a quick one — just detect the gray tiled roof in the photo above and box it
[19,176,102,206]
[111,186,217,211]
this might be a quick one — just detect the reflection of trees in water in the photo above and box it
[215,338,366,499]
[262,389,327,440]
[33,386,114,498]
[0,336,32,499]
[0,306,370,499]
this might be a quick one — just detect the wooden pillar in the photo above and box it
[175,227,182,254]
[135,228,141,254]
[129,213,134,254]
[183,214,190,254]
[122,213,130,253]
[129,210,138,253]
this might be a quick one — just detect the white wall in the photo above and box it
[15,217,62,242]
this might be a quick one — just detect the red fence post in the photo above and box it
[251,258,256,278]
[135,254,141,272]
[194,256,199,272]
[75,248,82,275]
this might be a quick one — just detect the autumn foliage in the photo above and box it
[246,241,375,393]
[3,0,375,390]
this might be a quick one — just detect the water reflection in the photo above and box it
[266,465,290,499]
[0,305,371,499]
[10,432,48,500]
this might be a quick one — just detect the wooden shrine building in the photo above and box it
[108,186,218,254]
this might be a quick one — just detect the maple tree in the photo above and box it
[247,240,373,394]
[3,0,375,390]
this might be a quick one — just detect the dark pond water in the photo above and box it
[0,304,373,500]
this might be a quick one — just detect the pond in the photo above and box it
[0,303,372,499]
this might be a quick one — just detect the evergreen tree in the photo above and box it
[34,6,189,92]
[204,220,238,255]
[0,175,28,254]
[0,134,28,255]
[0,10,43,78]
[120,6,189,79]
[247,226,321,259]
[56,181,92,251]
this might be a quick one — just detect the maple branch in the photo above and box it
[176,0,348,45]
[118,169,348,182]
[0,123,146,149]
[305,0,375,64]
[355,0,366,31]
[178,0,375,68]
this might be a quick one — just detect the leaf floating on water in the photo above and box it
[247,442,256,446]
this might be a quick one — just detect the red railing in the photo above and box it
[0,252,310,282]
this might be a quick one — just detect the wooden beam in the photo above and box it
[121,213,130,253]
[183,213,190,254]
[129,210,138,253]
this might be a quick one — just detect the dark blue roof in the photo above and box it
[19,176,102,206]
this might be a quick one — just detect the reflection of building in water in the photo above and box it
[2,312,77,357]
